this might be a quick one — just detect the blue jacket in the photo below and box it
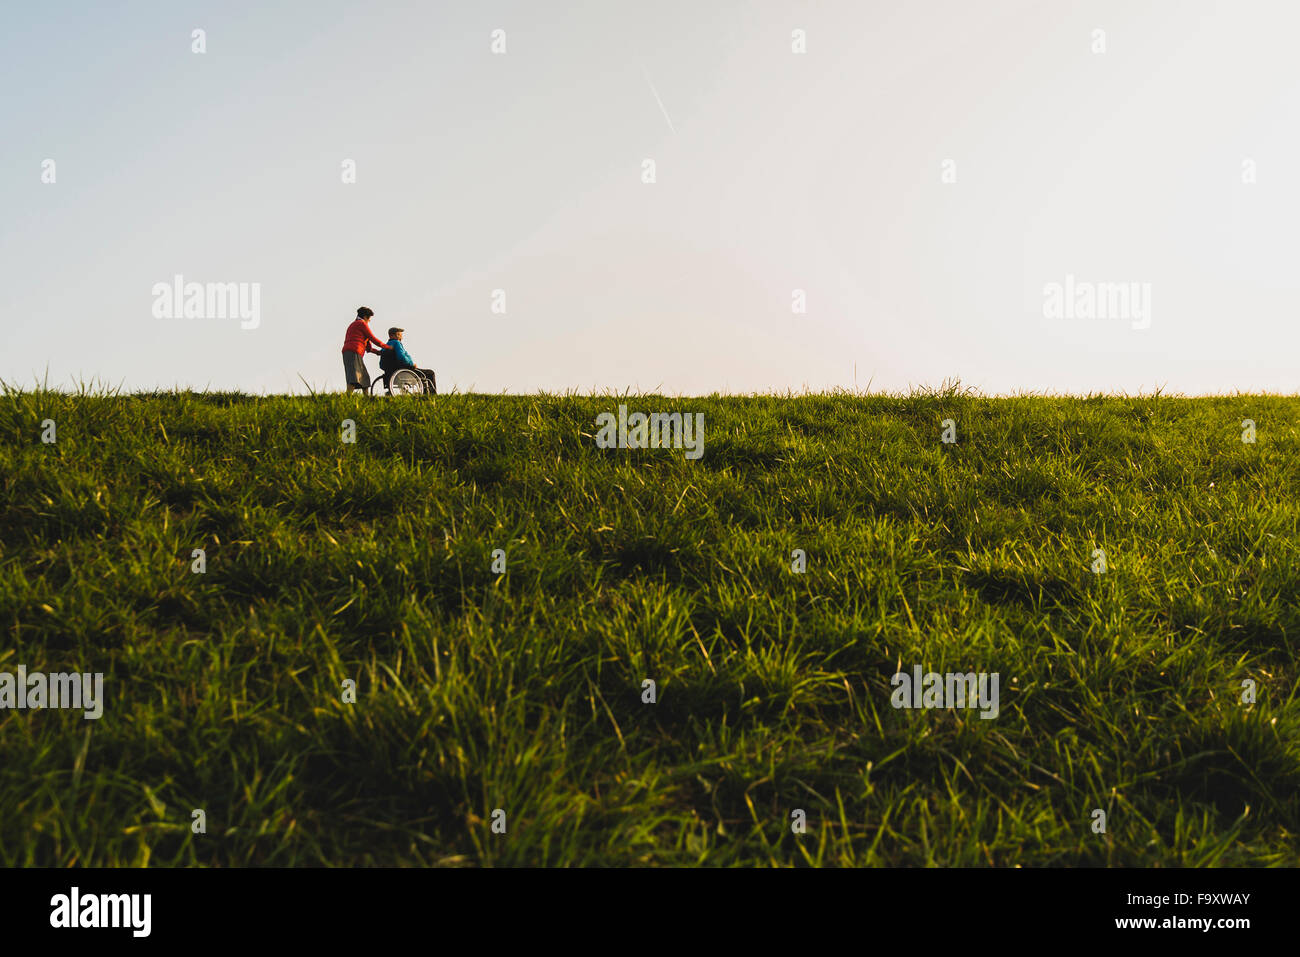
[385,338,415,367]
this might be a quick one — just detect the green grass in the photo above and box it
[1,384,1298,866]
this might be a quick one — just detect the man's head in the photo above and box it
[388,327,404,340]
[357,306,374,320]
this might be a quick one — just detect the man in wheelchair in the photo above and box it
[377,327,436,394]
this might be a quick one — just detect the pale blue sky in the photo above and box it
[3,1,1299,394]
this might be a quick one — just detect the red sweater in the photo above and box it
[342,318,390,355]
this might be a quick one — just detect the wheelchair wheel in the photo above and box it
[388,368,425,395]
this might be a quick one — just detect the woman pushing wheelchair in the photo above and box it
[340,306,435,395]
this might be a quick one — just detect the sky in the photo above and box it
[2,0,1299,396]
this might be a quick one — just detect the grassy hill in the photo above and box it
[1,386,1297,866]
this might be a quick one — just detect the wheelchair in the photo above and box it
[368,362,436,396]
